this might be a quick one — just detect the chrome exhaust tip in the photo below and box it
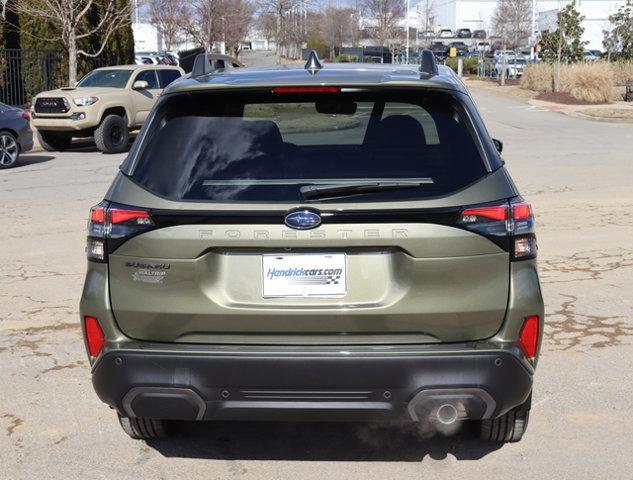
[436,403,459,425]
[407,388,496,423]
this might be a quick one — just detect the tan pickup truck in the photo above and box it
[31,64,183,153]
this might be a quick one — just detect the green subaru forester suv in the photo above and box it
[80,51,543,442]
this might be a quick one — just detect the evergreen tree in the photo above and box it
[604,0,633,60]
[538,1,587,92]
[539,1,587,64]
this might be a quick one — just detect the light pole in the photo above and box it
[531,0,537,58]
[405,0,410,63]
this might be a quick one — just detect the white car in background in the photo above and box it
[471,42,490,53]
[495,56,527,78]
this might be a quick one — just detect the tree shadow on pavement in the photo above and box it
[146,421,503,462]
[14,154,55,167]
[64,137,135,153]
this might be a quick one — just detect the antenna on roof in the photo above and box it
[419,49,438,78]
[304,50,323,74]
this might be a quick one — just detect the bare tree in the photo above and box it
[181,0,222,53]
[221,0,255,58]
[418,0,435,32]
[363,0,404,49]
[348,0,363,47]
[321,5,354,59]
[260,0,308,60]
[147,0,187,51]
[492,0,531,49]
[11,0,133,85]
[257,12,278,49]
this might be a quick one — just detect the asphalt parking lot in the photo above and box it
[1,90,632,479]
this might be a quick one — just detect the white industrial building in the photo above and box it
[431,0,626,50]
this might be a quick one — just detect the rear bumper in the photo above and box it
[91,344,533,423]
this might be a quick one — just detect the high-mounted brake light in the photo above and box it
[519,315,540,359]
[272,86,341,94]
[84,316,105,357]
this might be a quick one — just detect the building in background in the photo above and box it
[432,0,626,50]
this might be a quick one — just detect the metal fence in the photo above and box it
[0,49,64,107]
[0,49,119,107]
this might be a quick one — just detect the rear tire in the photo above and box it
[477,395,531,443]
[117,414,168,440]
[94,114,129,154]
[37,130,71,152]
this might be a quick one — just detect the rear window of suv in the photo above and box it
[127,90,490,202]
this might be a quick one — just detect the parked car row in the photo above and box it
[135,51,179,66]
[424,28,487,39]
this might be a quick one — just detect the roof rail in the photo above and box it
[419,49,438,78]
[304,50,323,74]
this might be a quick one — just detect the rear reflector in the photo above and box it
[84,316,105,357]
[519,315,540,359]
[273,86,341,93]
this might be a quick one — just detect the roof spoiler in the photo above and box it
[191,53,214,77]
[419,49,438,78]
[191,52,243,77]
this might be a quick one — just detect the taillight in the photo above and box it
[84,316,105,357]
[519,315,540,359]
[87,201,154,262]
[458,198,536,260]
[22,110,30,121]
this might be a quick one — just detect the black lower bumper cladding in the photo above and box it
[92,348,533,422]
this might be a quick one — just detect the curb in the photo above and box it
[528,99,633,124]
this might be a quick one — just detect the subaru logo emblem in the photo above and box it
[284,210,321,230]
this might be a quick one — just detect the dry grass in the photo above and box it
[521,61,619,103]
[520,63,553,92]
[611,62,633,86]
[568,63,613,103]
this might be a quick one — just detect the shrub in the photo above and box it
[445,57,486,74]
[568,63,613,103]
[611,61,633,86]
[521,61,617,103]
[335,54,358,63]
[520,63,553,91]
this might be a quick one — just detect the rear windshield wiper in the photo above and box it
[299,181,425,201]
